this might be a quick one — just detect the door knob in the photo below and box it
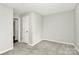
[26,30,28,32]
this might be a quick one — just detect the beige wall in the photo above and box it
[22,12,43,46]
[30,12,43,45]
[43,11,75,44]
[0,5,13,54]
[75,4,79,50]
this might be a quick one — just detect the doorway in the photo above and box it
[13,18,19,43]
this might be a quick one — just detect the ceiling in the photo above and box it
[1,3,77,16]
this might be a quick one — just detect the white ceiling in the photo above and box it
[1,3,76,16]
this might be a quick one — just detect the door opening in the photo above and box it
[13,18,18,43]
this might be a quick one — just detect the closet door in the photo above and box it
[22,15,30,44]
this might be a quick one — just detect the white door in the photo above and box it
[22,16,30,43]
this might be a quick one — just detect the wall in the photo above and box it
[43,11,75,44]
[75,4,79,50]
[22,12,43,46]
[0,5,13,54]
[30,12,43,45]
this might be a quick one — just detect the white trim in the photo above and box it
[43,39,79,53]
[27,39,74,46]
[73,45,79,53]
[0,47,13,54]
[43,39,74,46]
[28,40,42,46]
[28,39,74,46]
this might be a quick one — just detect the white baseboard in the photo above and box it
[28,39,74,46]
[43,39,79,53]
[73,45,79,53]
[0,47,13,54]
[28,40,42,46]
[43,39,74,46]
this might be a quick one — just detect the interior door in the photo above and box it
[22,15,30,43]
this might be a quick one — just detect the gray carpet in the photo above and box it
[2,40,79,55]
